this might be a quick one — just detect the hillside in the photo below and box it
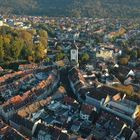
[0,0,140,18]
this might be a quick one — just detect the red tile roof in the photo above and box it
[81,104,94,115]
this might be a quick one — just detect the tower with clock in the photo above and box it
[70,43,79,67]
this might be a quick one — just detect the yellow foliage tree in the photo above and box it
[120,57,129,65]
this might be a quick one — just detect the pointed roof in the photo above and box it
[126,70,135,77]
[71,42,78,50]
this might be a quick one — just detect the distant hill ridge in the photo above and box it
[0,0,140,18]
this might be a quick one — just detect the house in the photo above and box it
[0,66,3,72]
[112,66,131,82]
[102,96,140,127]
[18,64,38,70]
[124,76,133,85]
[33,124,69,140]
[80,104,95,121]
[0,20,3,26]
[126,70,135,78]
[0,68,59,121]
[37,130,51,140]
[0,119,29,140]
[79,122,92,138]
[96,49,114,60]
[85,86,121,111]
[68,67,86,99]
[115,127,138,140]
[92,111,127,140]
[71,121,81,134]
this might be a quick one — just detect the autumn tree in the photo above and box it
[119,57,129,65]
[11,39,24,60]
[34,43,46,61]
[0,26,48,63]
[19,30,32,43]
[0,36,4,61]
[38,30,48,39]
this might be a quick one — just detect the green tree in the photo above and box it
[21,43,34,59]
[56,45,62,51]
[0,26,48,63]
[56,53,65,61]
[81,53,90,62]
[137,48,140,58]
[130,50,138,59]
[11,39,24,60]
[45,57,50,62]
[0,37,4,61]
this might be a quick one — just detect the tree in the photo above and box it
[119,57,129,65]
[137,48,140,58]
[130,50,138,59]
[3,36,11,44]
[56,53,65,61]
[28,56,34,63]
[11,39,24,60]
[34,43,46,61]
[38,30,48,39]
[56,45,62,51]
[21,43,34,60]
[28,29,36,35]
[45,57,50,62]
[0,37,4,61]
[81,53,90,62]
[40,37,48,48]
[0,26,11,35]
[0,26,48,63]
[113,84,134,96]
[19,30,32,42]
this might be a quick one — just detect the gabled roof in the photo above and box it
[71,43,78,50]
[63,96,75,104]
[81,104,94,115]
[120,127,134,140]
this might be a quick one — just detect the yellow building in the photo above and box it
[96,50,114,59]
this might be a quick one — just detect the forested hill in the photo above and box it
[0,0,140,18]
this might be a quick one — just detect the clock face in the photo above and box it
[72,50,76,54]
[71,49,78,61]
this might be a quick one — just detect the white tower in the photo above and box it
[70,43,79,67]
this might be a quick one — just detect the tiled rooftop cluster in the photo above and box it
[0,65,60,122]
[0,119,29,140]
[1,15,140,139]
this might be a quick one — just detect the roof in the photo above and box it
[0,119,28,140]
[120,127,134,140]
[10,95,22,104]
[0,66,3,71]
[63,96,75,104]
[86,87,108,100]
[71,43,78,50]
[95,111,125,137]
[109,102,133,115]
[81,104,94,115]
[86,86,119,100]
[115,66,131,77]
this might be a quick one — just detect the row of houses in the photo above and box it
[0,66,60,122]
[68,67,140,138]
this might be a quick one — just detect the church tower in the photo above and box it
[70,43,79,67]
